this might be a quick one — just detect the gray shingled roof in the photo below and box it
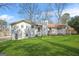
[10,20,33,25]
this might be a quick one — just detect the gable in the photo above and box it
[11,20,32,26]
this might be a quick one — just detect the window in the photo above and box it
[49,28,52,30]
[26,26,27,28]
[26,26,28,29]
[21,25,24,28]
[38,27,41,32]
[26,26,29,30]
[31,25,34,28]
[26,33,28,36]
[16,26,19,29]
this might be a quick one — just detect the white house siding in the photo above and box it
[48,28,58,35]
[11,22,31,39]
[42,25,48,35]
[52,29,58,35]
[28,28,36,37]
[41,20,48,36]
[48,28,67,35]
[11,20,67,40]
[57,29,66,35]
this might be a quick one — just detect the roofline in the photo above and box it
[48,24,66,28]
[10,20,32,25]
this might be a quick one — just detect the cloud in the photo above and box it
[0,15,14,23]
[63,8,79,17]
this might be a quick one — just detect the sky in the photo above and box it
[0,3,79,24]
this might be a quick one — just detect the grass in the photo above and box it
[0,35,79,56]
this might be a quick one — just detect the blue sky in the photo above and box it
[0,3,79,23]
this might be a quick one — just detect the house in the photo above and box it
[11,20,32,39]
[48,24,66,35]
[10,20,48,39]
[66,26,77,34]
[10,19,77,40]
[48,24,77,35]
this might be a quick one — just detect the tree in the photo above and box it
[40,4,53,24]
[44,4,53,24]
[0,19,7,31]
[0,19,8,36]
[18,3,39,21]
[54,3,68,24]
[0,3,10,31]
[0,3,12,36]
[61,13,71,34]
[68,16,79,34]
[61,13,70,24]
[44,4,52,20]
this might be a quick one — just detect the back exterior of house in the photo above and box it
[11,20,48,39]
[48,24,67,35]
[10,20,77,40]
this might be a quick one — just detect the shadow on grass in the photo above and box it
[0,40,17,55]
[12,43,51,56]
[0,38,79,56]
[0,43,11,56]
[42,40,79,55]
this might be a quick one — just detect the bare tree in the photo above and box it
[0,3,9,31]
[39,3,53,24]
[19,3,39,21]
[54,3,67,24]
[61,13,70,24]
[0,19,8,36]
[45,4,52,20]
[0,3,13,36]
[61,13,71,34]
[0,19,7,31]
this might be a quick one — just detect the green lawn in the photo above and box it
[0,35,79,56]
